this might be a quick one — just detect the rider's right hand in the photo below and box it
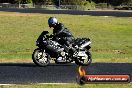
[48,34,54,38]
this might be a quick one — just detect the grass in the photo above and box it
[1,84,132,88]
[0,11,132,63]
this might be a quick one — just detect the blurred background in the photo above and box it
[0,0,132,10]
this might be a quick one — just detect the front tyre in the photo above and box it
[75,51,92,66]
[32,48,50,67]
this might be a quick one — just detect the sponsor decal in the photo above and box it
[76,66,130,85]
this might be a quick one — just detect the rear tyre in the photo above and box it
[75,51,92,66]
[32,48,50,67]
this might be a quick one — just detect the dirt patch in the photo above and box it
[0,12,37,17]
[0,58,32,63]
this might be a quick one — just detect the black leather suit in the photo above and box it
[52,23,74,46]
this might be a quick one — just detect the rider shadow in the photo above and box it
[0,63,77,67]
[0,63,36,67]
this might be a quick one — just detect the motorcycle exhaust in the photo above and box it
[80,41,91,49]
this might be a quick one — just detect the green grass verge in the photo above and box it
[0,12,132,62]
[1,84,132,88]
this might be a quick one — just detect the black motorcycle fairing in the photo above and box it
[74,38,90,47]
[37,31,49,41]
[36,31,49,46]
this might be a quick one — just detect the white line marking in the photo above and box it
[0,82,132,85]
[0,83,71,85]
[0,84,15,85]
[38,83,70,85]
[94,62,132,64]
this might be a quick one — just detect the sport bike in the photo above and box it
[32,31,92,66]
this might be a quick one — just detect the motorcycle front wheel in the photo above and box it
[32,48,50,67]
[75,51,92,66]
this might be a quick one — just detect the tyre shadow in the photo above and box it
[0,63,77,67]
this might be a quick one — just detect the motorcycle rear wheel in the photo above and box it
[75,51,92,66]
[32,48,50,67]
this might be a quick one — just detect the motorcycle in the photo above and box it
[32,31,92,66]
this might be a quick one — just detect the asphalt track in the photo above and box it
[0,63,132,84]
[0,8,132,17]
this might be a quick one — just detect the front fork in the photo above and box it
[40,49,45,59]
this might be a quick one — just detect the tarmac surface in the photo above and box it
[0,8,132,17]
[0,63,132,84]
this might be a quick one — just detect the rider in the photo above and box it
[48,17,75,47]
